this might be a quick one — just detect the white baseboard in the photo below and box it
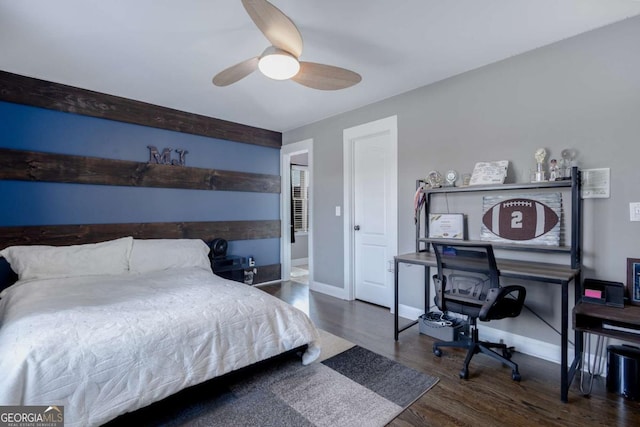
[398,304,424,320]
[291,258,309,267]
[254,279,281,287]
[477,324,567,365]
[310,280,349,300]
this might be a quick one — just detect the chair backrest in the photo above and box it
[431,241,500,311]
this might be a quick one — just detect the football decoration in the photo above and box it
[481,194,562,245]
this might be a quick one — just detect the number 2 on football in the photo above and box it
[511,211,523,229]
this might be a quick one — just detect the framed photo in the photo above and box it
[428,213,464,239]
[627,258,640,305]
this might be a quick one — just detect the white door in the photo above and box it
[345,116,397,307]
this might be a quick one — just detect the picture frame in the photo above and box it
[627,258,640,306]
[428,213,464,239]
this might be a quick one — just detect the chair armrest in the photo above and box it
[479,285,527,321]
[433,274,447,312]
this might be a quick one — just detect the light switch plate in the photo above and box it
[335,206,341,217]
[630,202,640,222]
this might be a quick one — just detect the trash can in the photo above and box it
[607,344,640,400]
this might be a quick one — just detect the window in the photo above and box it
[291,165,309,233]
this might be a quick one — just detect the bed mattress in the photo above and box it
[0,267,320,426]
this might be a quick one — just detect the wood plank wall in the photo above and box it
[0,148,280,193]
[0,70,281,148]
[0,71,284,283]
[0,221,281,250]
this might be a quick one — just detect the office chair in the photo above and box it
[431,241,526,381]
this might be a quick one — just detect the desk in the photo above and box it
[574,302,640,344]
[394,251,581,402]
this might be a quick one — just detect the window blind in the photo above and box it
[291,166,309,233]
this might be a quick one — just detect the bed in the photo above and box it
[0,237,320,427]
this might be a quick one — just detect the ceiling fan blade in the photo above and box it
[241,0,303,58]
[212,57,259,87]
[292,62,362,90]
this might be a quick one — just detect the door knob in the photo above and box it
[354,225,360,231]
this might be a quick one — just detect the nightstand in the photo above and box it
[211,255,255,284]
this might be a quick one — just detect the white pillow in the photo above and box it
[0,237,133,281]
[129,239,211,274]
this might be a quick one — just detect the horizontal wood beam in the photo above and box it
[0,220,280,250]
[0,148,280,193]
[0,70,281,148]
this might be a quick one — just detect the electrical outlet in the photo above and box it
[630,202,640,222]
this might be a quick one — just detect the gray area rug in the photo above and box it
[106,342,438,426]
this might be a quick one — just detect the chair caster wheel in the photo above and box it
[459,369,469,380]
[512,371,521,382]
[433,348,442,357]
[502,348,513,360]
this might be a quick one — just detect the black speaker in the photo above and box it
[209,238,228,258]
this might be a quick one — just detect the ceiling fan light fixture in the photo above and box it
[258,47,300,80]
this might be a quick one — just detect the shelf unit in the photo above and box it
[398,167,583,402]
[416,167,582,269]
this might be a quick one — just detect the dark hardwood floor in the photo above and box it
[260,281,640,427]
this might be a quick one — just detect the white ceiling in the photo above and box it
[2,1,640,132]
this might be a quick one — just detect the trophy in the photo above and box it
[532,148,547,182]
[427,170,443,188]
[549,159,560,181]
[444,170,458,187]
[560,149,577,179]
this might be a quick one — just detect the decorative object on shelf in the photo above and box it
[469,160,508,186]
[444,170,458,187]
[427,170,443,188]
[481,192,561,246]
[462,173,471,186]
[581,168,611,199]
[147,145,188,166]
[428,213,464,239]
[531,148,547,182]
[560,149,578,180]
[549,159,560,181]
[628,258,640,306]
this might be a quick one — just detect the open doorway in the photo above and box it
[290,153,309,284]
[281,139,313,287]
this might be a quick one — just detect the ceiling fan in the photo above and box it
[212,0,361,90]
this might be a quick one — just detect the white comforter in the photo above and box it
[0,268,320,426]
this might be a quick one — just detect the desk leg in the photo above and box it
[394,259,399,341]
[424,265,430,314]
[561,280,569,402]
[567,276,583,402]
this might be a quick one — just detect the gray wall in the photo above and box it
[283,17,640,344]
[291,233,309,261]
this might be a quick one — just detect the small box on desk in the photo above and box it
[419,313,469,341]
[582,279,624,308]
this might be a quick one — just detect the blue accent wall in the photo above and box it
[0,100,281,266]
